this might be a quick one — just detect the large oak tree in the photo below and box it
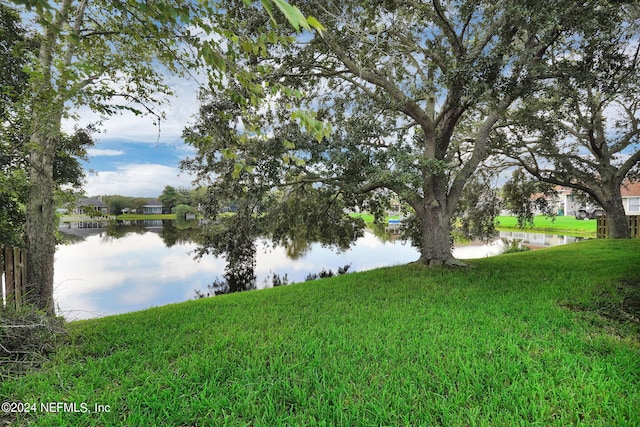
[186,0,602,267]
[496,3,640,238]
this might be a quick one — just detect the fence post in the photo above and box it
[598,215,640,238]
[14,246,24,309]
[1,246,28,309]
[5,246,16,308]
[20,248,26,304]
[597,216,607,238]
[629,215,639,238]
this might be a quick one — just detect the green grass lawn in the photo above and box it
[350,212,399,225]
[2,240,639,426]
[352,213,597,236]
[496,215,597,236]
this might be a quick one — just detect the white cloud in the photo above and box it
[86,148,125,157]
[62,72,204,145]
[175,143,197,157]
[83,164,196,197]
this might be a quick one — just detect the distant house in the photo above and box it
[550,182,640,216]
[74,197,109,215]
[143,199,163,215]
[553,187,580,217]
[621,181,640,215]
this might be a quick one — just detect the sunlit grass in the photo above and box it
[350,212,400,225]
[351,213,597,236]
[2,240,639,426]
[495,215,597,236]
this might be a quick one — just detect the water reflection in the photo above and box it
[54,223,420,320]
[54,222,583,320]
[54,231,224,320]
[497,230,585,248]
[59,219,201,247]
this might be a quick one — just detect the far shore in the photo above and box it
[58,213,597,237]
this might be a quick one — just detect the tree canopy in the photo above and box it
[10,0,206,313]
[1,3,91,248]
[0,3,30,247]
[497,2,640,237]
[184,0,609,270]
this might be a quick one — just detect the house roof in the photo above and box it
[77,197,107,208]
[621,181,640,197]
[552,182,640,198]
[144,198,163,207]
[553,186,573,195]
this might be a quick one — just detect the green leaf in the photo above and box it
[221,148,237,160]
[10,0,51,11]
[272,0,308,32]
[232,162,243,178]
[260,0,276,25]
[306,16,326,35]
[201,43,226,72]
[323,123,333,138]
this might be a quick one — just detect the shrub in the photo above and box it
[271,272,289,287]
[172,204,197,220]
[500,238,531,254]
[305,264,351,281]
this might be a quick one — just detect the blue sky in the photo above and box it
[64,75,202,198]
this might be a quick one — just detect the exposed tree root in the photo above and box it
[413,257,471,268]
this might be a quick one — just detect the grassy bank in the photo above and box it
[495,215,597,236]
[2,240,639,426]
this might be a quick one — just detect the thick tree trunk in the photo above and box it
[24,132,58,315]
[417,204,464,267]
[594,182,630,239]
[602,198,630,239]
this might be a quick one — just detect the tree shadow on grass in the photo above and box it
[562,278,640,340]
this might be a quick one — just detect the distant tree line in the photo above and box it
[100,186,205,215]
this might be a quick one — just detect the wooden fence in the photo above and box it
[1,246,27,309]
[597,215,640,238]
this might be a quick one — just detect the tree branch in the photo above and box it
[322,32,433,133]
[432,0,464,57]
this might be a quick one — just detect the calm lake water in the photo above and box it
[53,222,584,320]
